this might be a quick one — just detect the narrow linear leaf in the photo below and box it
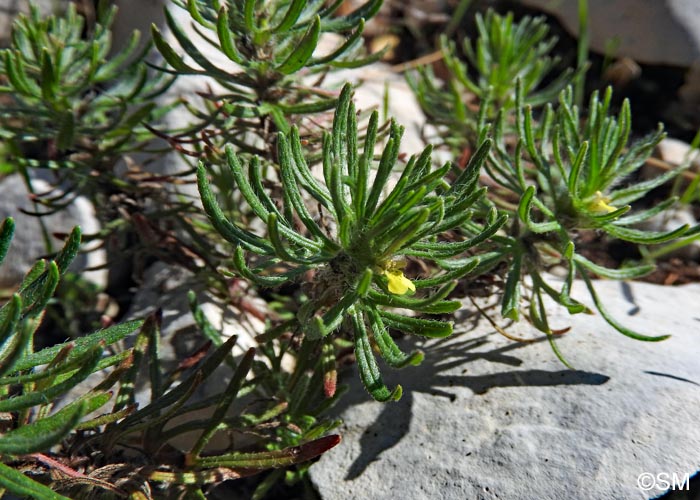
[196,435,342,468]
[276,15,320,75]
[367,308,423,368]
[379,310,453,338]
[0,218,15,265]
[0,401,85,454]
[580,270,670,342]
[0,462,71,500]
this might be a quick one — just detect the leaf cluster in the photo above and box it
[409,8,576,148]
[475,83,695,360]
[198,84,505,401]
[0,218,341,498]
[405,8,696,361]
[151,0,385,159]
[0,2,172,176]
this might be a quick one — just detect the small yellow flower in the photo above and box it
[383,269,416,295]
[586,191,617,214]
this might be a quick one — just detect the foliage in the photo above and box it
[198,83,505,401]
[0,0,696,497]
[405,7,695,362]
[408,8,577,148]
[151,0,385,159]
[470,83,694,362]
[0,2,172,197]
[0,218,340,498]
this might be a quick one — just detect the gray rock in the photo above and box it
[121,261,271,451]
[309,278,700,500]
[657,137,700,169]
[0,174,106,289]
[124,262,266,402]
[519,0,700,67]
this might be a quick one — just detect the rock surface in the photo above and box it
[520,0,700,67]
[124,262,266,403]
[0,174,106,289]
[309,279,700,500]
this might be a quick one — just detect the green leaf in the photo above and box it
[0,295,25,377]
[21,260,60,319]
[567,140,588,196]
[501,251,523,320]
[0,345,102,412]
[3,52,39,96]
[277,134,339,249]
[407,214,508,258]
[0,294,21,344]
[379,310,453,338]
[369,281,460,313]
[614,197,677,226]
[413,257,481,289]
[39,48,57,101]
[162,7,238,81]
[194,434,341,469]
[232,247,289,287]
[267,213,316,264]
[352,309,402,402]
[150,23,199,73]
[364,121,403,219]
[309,18,365,66]
[197,162,274,255]
[0,218,15,265]
[216,7,243,64]
[53,226,81,274]
[367,308,424,368]
[573,254,654,280]
[517,186,561,233]
[0,462,71,500]
[0,401,86,454]
[447,139,491,197]
[273,0,306,33]
[276,15,320,75]
[10,319,143,373]
[580,270,670,342]
[321,0,383,31]
[603,222,688,245]
[244,0,256,33]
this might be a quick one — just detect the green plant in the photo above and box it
[151,0,385,159]
[0,219,142,497]
[477,84,694,361]
[408,8,577,148]
[0,2,172,196]
[0,217,340,498]
[197,84,506,401]
[0,0,193,291]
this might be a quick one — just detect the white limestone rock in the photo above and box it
[309,278,700,500]
[0,174,107,289]
[657,137,700,169]
[519,0,700,67]
[121,261,272,451]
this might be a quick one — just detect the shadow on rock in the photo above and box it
[337,330,610,480]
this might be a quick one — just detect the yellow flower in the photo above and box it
[586,191,617,214]
[383,269,415,295]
